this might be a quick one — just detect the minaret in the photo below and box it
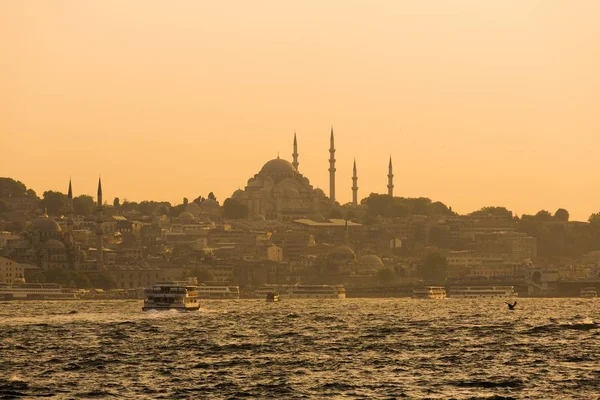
[387,156,394,197]
[292,132,299,171]
[329,127,336,203]
[67,178,74,242]
[96,177,104,270]
[352,159,358,206]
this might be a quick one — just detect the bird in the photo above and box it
[506,301,517,310]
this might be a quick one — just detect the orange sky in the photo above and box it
[1,1,599,220]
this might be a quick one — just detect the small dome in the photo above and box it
[200,198,220,209]
[178,211,195,221]
[41,239,66,249]
[260,158,297,175]
[359,254,384,267]
[232,189,245,198]
[186,202,201,211]
[330,245,355,257]
[31,217,62,233]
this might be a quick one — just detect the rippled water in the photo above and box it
[0,298,599,399]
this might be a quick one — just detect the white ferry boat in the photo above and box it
[448,285,517,298]
[286,285,346,299]
[412,286,447,299]
[580,287,598,298]
[142,281,200,311]
[197,285,240,299]
[0,283,78,300]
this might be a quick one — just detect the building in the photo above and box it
[0,256,24,283]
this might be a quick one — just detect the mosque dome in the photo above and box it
[178,211,195,221]
[330,245,355,257]
[260,158,297,175]
[359,254,384,267]
[232,189,245,198]
[200,198,220,209]
[41,239,66,249]
[31,217,62,233]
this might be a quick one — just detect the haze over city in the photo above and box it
[2,1,600,220]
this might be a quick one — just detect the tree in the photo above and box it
[345,210,357,221]
[418,252,448,283]
[208,192,217,202]
[589,212,600,225]
[376,268,395,284]
[470,206,513,219]
[25,188,37,199]
[39,191,68,216]
[329,208,343,219]
[222,198,248,219]
[554,208,569,222]
[0,177,27,198]
[535,210,553,221]
[73,195,95,216]
[183,197,189,206]
[113,197,120,208]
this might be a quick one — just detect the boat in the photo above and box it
[580,287,598,298]
[286,284,346,299]
[266,292,280,302]
[0,282,78,300]
[412,286,447,299]
[447,285,517,298]
[197,284,240,299]
[142,281,200,311]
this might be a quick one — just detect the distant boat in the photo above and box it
[197,284,240,299]
[412,286,447,299]
[266,292,280,302]
[142,281,200,311]
[448,286,517,298]
[580,287,598,298]
[0,282,78,300]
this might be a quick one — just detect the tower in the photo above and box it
[67,178,74,238]
[387,156,394,197]
[96,177,104,270]
[329,127,336,203]
[352,159,358,206]
[292,132,299,171]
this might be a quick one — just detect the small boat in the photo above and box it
[142,281,200,311]
[412,286,447,299]
[580,287,598,298]
[266,292,280,302]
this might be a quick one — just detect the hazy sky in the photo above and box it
[2,1,599,220]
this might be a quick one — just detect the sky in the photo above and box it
[1,1,599,220]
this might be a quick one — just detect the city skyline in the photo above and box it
[2,1,600,220]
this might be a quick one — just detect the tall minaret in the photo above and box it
[387,156,394,197]
[329,127,336,203]
[352,159,358,206]
[292,131,299,171]
[96,177,104,270]
[67,178,74,240]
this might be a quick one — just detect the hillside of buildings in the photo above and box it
[2,176,600,296]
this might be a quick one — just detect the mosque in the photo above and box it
[231,128,395,221]
[8,178,106,271]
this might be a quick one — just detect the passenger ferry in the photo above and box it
[286,285,346,299]
[142,281,200,311]
[412,286,447,299]
[197,285,240,299]
[0,282,78,300]
[580,287,598,298]
[447,285,517,298]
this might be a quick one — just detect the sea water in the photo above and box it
[0,298,598,399]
